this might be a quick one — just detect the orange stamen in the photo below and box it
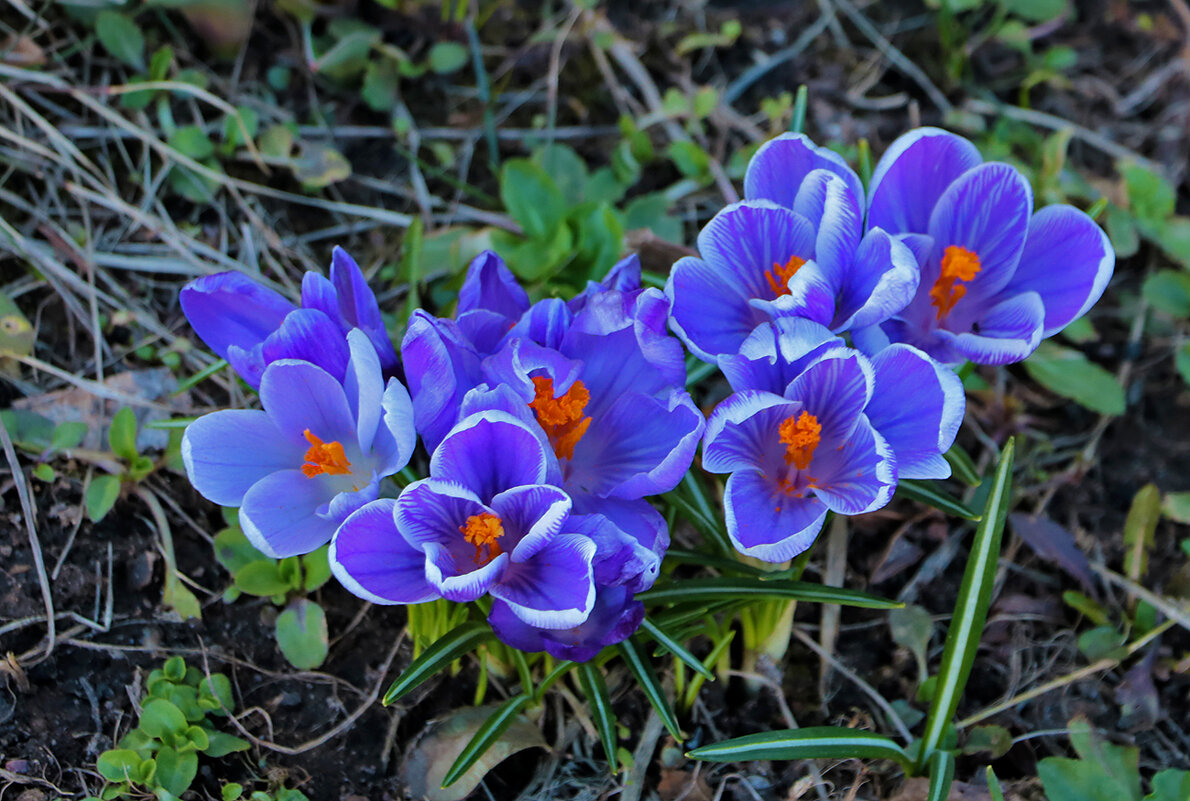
[929,245,981,320]
[528,376,592,460]
[459,512,505,565]
[779,411,821,471]
[764,255,807,297]
[301,429,352,478]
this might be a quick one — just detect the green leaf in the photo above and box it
[687,726,911,767]
[638,618,715,681]
[384,621,494,704]
[1155,216,1190,267]
[1077,625,1127,661]
[1147,769,1190,801]
[944,444,982,487]
[427,41,469,74]
[1177,343,1190,387]
[154,746,198,798]
[204,730,251,757]
[86,474,122,523]
[617,637,682,741]
[534,144,588,203]
[292,143,351,188]
[222,783,244,801]
[499,159,565,241]
[1124,484,1160,582]
[361,60,399,113]
[1105,205,1140,257]
[638,577,900,609]
[667,141,711,182]
[1141,270,1190,317]
[95,11,145,70]
[275,599,329,670]
[302,546,332,591]
[140,698,188,739]
[32,463,54,482]
[441,693,533,787]
[259,125,294,159]
[897,479,982,520]
[1023,342,1125,415]
[163,656,186,681]
[168,126,216,161]
[233,560,292,597]
[198,673,234,713]
[108,407,138,460]
[1122,163,1176,223]
[917,438,1014,770]
[963,724,1012,758]
[1038,716,1141,801]
[1162,491,1190,524]
[50,421,88,453]
[926,750,956,801]
[97,749,142,783]
[214,525,263,575]
[623,193,682,243]
[577,662,619,773]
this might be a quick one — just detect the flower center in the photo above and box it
[930,245,981,320]
[779,411,821,471]
[301,429,353,478]
[529,375,592,461]
[764,255,807,298]
[460,512,505,565]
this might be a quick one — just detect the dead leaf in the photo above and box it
[890,777,1027,801]
[1009,513,1095,592]
[1,35,46,67]
[13,368,191,451]
[1116,647,1160,731]
[658,768,713,801]
[401,703,546,801]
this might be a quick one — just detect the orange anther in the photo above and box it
[929,245,981,320]
[779,411,822,471]
[529,376,592,460]
[459,512,505,565]
[764,255,807,297]
[301,429,352,478]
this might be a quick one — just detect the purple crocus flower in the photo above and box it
[487,584,644,663]
[330,410,600,631]
[719,318,964,482]
[702,346,898,562]
[181,247,399,387]
[182,329,415,557]
[852,128,1115,365]
[666,134,918,362]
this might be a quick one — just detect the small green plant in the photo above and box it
[1038,715,1190,801]
[491,140,678,286]
[214,509,332,669]
[91,656,250,800]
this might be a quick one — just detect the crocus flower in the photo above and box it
[487,584,644,663]
[852,128,1115,365]
[330,410,600,631]
[702,347,898,561]
[666,134,918,362]
[181,247,399,387]
[182,329,415,557]
[719,318,964,482]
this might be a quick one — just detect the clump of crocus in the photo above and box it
[181,247,399,387]
[331,411,601,635]
[852,127,1115,365]
[666,134,919,362]
[702,318,963,562]
[183,330,415,557]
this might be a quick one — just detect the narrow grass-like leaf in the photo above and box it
[638,577,901,609]
[664,548,768,576]
[535,659,575,700]
[383,621,494,705]
[945,444,982,487]
[687,727,911,768]
[898,479,982,520]
[651,599,742,631]
[618,637,683,740]
[917,438,1015,770]
[927,750,956,801]
[640,617,717,679]
[441,693,533,788]
[577,662,619,773]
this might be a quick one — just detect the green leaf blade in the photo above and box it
[918,438,1016,769]
[687,727,911,768]
[442,694,533,788]
[618,637,682,741]
[637,577,901,610]
[384,621,494,705]
[577,662,619,773]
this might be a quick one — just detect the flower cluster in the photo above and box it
[180,250,703,661]
[179,125,1115,658]
[670,128,1113,560]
